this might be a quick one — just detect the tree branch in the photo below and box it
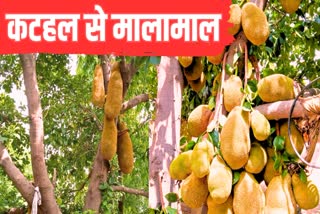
[121,94,150,113]
[111,185,148,198]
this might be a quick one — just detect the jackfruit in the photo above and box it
[184,57,203,80]
[265,174,297,214]
[263,157,279,185]
[180,119,192,142]
[207,49,225,65]
[233,171,265,214]
[280,0,301,14]
[280,122,304,158]
[178,56,193,68]
[207,195,233,214]
[257,74,295,103]
[228,4,241,35]
[241,2,270,45]
[220,106,251,170]
[91,64,105,108]
[169,150,193,180]
[188,71,206,93]
[207,155,232,204]
[245,142,267,174]
[251,109,271,141]
[117,122,134,174]
[187,104,212,137]
[292,173,319,210]
[104,61,123,119]
[180,172,208,208]
[191,139,214,178]
[101,116,117,161]
[223,75,244,112]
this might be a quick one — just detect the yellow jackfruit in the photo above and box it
[220,106,251,170]
[241,2,270,45]
[104,62,123,119]
[207,195,233,214]
[207,155,232,204]
[188,71,206,93]
[100,116,117,161]
[207,49,225,65]
[280,121,304,158]
[250,109,271,141]
[191,139,214,178]
[187,104,212,137]
[265,174,297,214]
[292,173,319,210]
[117,122,134,174]
[228,4,242,35]
[180,173,208,208]
[257,74,295,103]
[169,150,193,180]
[233,171,265,214]
[280,0,301,14]
[184,57,203,81]
[245,142,267,174]
[91,64,105,108]
[178,56,193,68]
[263,157,279,185]
[223,75,244,112]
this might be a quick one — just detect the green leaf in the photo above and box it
[242,102,252,111]
[299,170,307,183]
[247,80,258,93]
[273,136,285,151]
[282,169,288,177]
[209,130,220,148]
[165,206,178,214]
[273,156,281,171]
[232,171,240,185]
[208,96,216,110]
[184,140,196,151]
[165,193,179,203]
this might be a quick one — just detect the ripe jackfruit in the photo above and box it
[180,172,209,208]
[245,142,267,174]
[104,61,123,119]
[187,104,212,137]
[265,174,297,214]
[169,150,193,180]
[228,4,242,35]
[223,75,244,112]
[263,157,279,185]
[220,106,251,170]
[207,195,233,214]
[91,64,105,108]
[178,56,193,68]
[207,49,225,65]
[188,71,206,93]
[184,57,203,81]
[117,122,134,174]
[241,2,270,45]
[191,139,214,178]
[257,74,295,103]
[280,121,304,157]
[292,173,319,210]
[207,155,232,204]
[251,109,271,141]
[233,171,265,214]
[280,0,301,14]
[101,116,117,161]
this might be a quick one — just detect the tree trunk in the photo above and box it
[20,54,61,213]
[149,56,183,210]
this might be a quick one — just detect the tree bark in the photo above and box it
[20,54,61,213]
[149,56,183,210]
[111,185,148,197]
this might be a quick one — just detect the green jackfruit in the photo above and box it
[169,150,193,180]
[280,121,304,157]
[191,139,214,178]
[245,142,267,174]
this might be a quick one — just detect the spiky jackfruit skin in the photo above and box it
[184,57,203,81]
[292,173,319,210]
[91,64,105,108]
[223,75,244,112]
[178,56,193,68]
[101,116,117,161]
[207,195,233,214]
[280,0,301,14]
[250,109,271,141]
[188,72,206,93]
[191,139,214,178]
[104,62,123,119]
[265,174,297,214]
[257,74,295,102]
[228,4,242,35]
[245,142,267,174]
[220,106,251,170]
[187,104,212,137]
[117,122,134,174]
[233,171,265,214]
[241,2,270,45]
[169,150,193,180]
[181,173,209,208]
[207,155,232,204]
[280,122,304,157]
